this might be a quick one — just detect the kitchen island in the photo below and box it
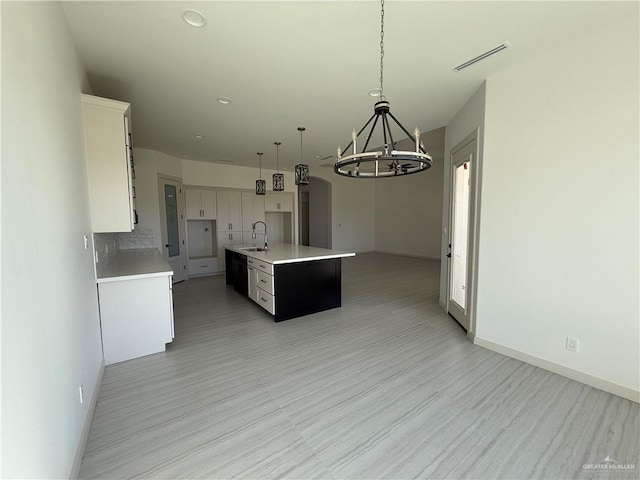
[225,243,355,321]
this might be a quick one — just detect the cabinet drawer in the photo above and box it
[256,288,275,315]
[188,258,218,275]
[247,257,274,275]
[256,270,274,295]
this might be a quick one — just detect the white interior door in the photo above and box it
[447,135,477,331]
[158,176,186,283]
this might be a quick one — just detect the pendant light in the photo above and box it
[295,127,310,186]
[272,141,284,191]
[255,152,266,195]
[334,0,432,178]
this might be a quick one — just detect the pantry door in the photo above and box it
[446,133,478,332]
[158,176,186,283]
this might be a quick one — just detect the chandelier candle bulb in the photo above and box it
[414,127,420,151]
[352,129,357,154]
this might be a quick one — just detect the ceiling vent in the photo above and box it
[452,41,511,71]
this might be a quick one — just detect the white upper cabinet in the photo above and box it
[241,192,265,231]
[185,189,216,220]
[265,192,293,212]
[217,191,242,232]
[81,94,134,232]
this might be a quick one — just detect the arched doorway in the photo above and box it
[298,176,332,249]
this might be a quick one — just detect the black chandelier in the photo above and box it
[255,152,266,195]
[334,0,432,178]
[272,141,284,191]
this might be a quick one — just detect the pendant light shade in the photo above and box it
[272,141,284,191]
[295,127,310,186]
[334,0,432,178]
[255,152,266,195]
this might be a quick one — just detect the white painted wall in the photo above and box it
[308,177,330,249]
[307,167,375,253]
[135,149,375,254]
[1,3,104,477]
[374,127,445,259]
[477,18,639,395]
[440,84,486,312]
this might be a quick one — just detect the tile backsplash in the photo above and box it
[93,233,118,277]
[93,227,156,276]
[116,228,155,250]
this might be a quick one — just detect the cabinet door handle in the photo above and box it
[229,223,232,230]
[229,233,232,240]
[259,264,266,269]
[260,297,268,303]
[260,279,267,284]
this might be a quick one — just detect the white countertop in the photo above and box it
[97,248,173,283]
[225,242,355,265]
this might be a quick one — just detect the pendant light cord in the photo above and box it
[298,127,305,163]
[379,0,385,98]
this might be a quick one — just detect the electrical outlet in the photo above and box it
[566,336,579,352]
[78,384,84,404]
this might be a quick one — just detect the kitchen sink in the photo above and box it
[238,246,267,252]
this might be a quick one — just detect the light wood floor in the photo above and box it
[79,253,639,479]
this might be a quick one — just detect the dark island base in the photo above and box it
[273,259,342,321]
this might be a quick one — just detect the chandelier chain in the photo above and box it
[379,0,385,96]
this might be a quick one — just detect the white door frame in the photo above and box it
[158,174,187,283]
[446,130,480,335]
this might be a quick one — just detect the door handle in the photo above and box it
[166,244,172,248]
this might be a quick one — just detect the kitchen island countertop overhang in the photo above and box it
[225,243,356,264]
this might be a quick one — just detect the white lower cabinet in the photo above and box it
[256,286,275,315]
[247,257,275,315]
[256,270,274,295]
[188,257,218,276]
[97,274,174,365]
[248,266,258,302]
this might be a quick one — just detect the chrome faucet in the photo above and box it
[252,221,268,250]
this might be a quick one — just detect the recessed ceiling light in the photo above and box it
[368,88,382,97]
[194,134,205,139]
[217,97,232,105]
[182,9,206,28]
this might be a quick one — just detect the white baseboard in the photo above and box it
[373,250,441,261]
[474,336,640,403]
[69,360,105,479]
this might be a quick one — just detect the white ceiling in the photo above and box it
[61,1,633,171]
